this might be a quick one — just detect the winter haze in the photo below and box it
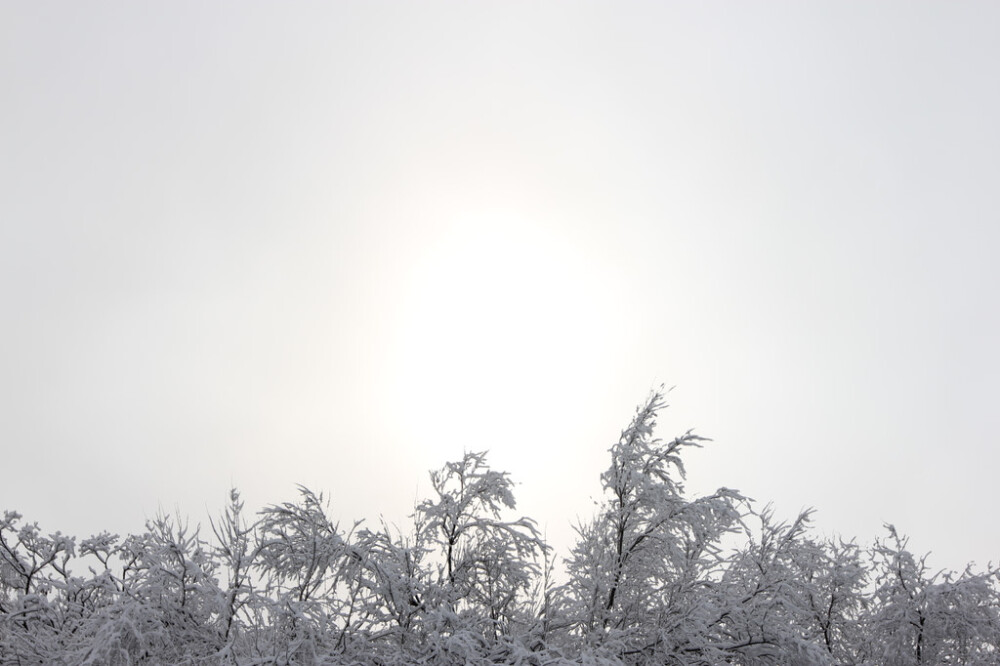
[2,2,999,574]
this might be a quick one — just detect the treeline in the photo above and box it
[2,391,998,665]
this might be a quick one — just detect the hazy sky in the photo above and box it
[3,2,998,573]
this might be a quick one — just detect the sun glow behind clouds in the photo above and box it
[392,212,627,463]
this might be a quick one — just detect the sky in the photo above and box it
[2,2,999,574]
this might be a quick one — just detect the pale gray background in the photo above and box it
[2,2,998,572]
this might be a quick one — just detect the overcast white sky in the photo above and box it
[2,2,998,573]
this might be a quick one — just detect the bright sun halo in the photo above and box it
[392,212,618,459]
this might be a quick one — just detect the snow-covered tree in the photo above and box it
[252,486,361,663]
[3,389,999,665]
[208,488,258,663]
[560,389,746,663]
[415,450,547,653]
[862,525,1000,665]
